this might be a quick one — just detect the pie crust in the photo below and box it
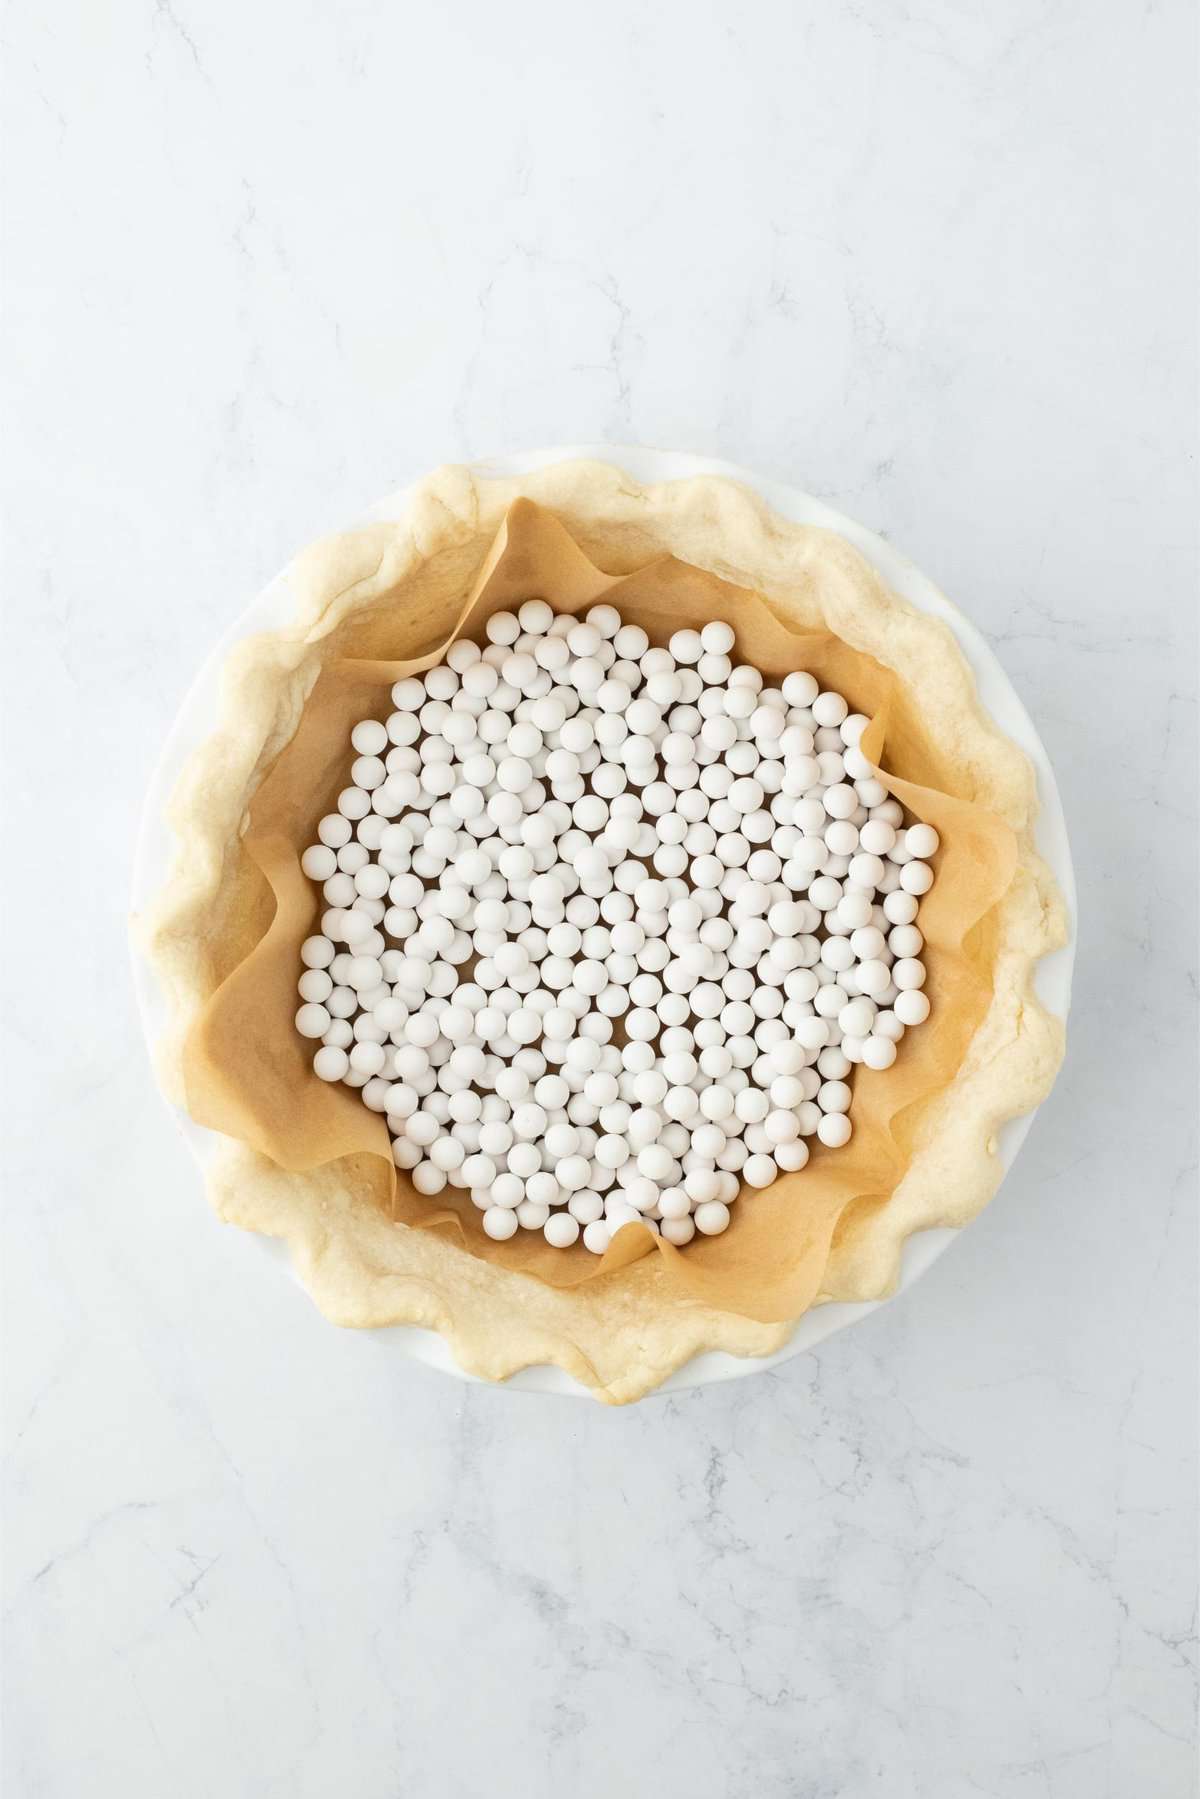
[139,461,1068,1403]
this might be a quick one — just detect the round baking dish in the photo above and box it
[132,446,1076,1397]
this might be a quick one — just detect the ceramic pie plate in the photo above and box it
[131,445,1076,1397]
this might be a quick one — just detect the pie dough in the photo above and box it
[139,461,1068,1403]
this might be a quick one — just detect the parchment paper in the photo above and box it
[181,500,1016,1325]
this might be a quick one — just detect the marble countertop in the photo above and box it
[4,2,1196,1794]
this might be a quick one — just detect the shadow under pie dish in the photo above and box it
[137,456,1070,1404]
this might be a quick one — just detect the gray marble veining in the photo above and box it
[2,1,1196,1794]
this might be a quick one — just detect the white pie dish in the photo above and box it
[132,445,1076,1397]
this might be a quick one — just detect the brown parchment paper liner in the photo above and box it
[140,462,1067,1403]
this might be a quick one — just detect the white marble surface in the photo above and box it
[3,1,1196,1794]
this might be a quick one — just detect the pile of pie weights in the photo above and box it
[294,601,937,1254]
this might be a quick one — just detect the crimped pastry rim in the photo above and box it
[133,453,1072,1403]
